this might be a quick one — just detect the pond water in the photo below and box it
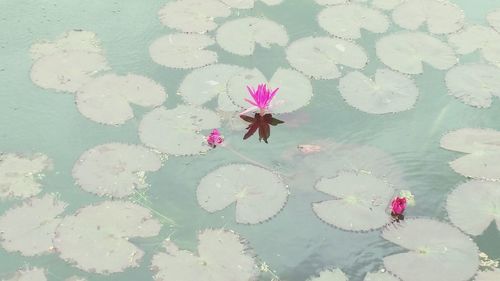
[1,0,500,280]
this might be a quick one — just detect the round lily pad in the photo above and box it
[363,272,400,281]
[216,17,288,56]
[72,143,162,198]
[475,269,500,281]
[447,180,500,236]
[307,269,348,281]
[392,0,464,34]
[318,3,389,39]
[197,164,288,224]
[313,171,394,231]
[338,69,419,114]
[75,73,167,125]
[372,0,403,10]
[4,267,47,281]
[0,153,52,199]
[0,194,66,256]
[151,229,257,280]
[487,9,500,32]
[382,218,479,281]
[448,26,500,66]
[219,0,283,9]
[158,0,231,33]
[440,128,500,154]
[30,30,102,60]
[226,67,313,114]
[449,151,500,181]
[30,51,109,93]
[376,32,457,74]
[445,64,500,108]
[54,201,161,274]
[139,105,221,155]
[286,36,368,79]
[149,33,217,69]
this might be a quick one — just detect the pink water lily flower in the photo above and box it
[391,196,407,215]
[207,129,224,148]
[242,84,279,115]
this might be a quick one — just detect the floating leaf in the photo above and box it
[149,33,217,69]
[0,194,66,256]
[54,201,161,274]
[30,51,109,93]
[286,36,368,79]
[382,218,479,281]
[448,26,500,66]
[216,17,288,56]
[219,0,283,9]
[151,229,258,281]
[0,153,52,199]
[158,0,231,33]
[197,164,288,224]
[227,67,313,114]
[449,151,500,181]
[307,268,348,281]
[4,267,47,281]
[72,143,162,198]
[338,69,419,114]
[139,105,221,155]
[363,272,400,281]
[376,32,457,74]
[318,4,389,39]
[30,30,102,60]
[372,0,403,10]
[313,171,394,231]
[475,269,500,281]
[441,128,500,154]
[445,64,500,108]
[392,0,464,34]
[447,180,500,236]
[487,9,500,32]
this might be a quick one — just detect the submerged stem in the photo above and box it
[223,145,291,178]
[133,190,177,226]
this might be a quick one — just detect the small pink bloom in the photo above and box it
[298,144,322,154]
[391,197,407,215]
[207,129,224,148]
[243,84,279,115]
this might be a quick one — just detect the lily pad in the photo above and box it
[363,272,400,281]
[440,128,500,154]
[149,33,217,69]
[392,0,464,34]
[30,51,109,93]
[449,151,500,181]
[307,269,348,281]
[72,143,162,198]
[313,171,394,231]
[372,0,403,10]
[445,64,500,108]
[487,9,500,32]
[151,229,258,281]
[4,268,47,281]
[448,26,500,66]
[318,3,389,39]
[197,164,288,224]
[158,0,231,33]
[376,32,457,74]
[475,269,500,281]
[338,69,419,114]
[54,201,161,274]
[0,194,66,256]
[139,105,221,155]
[226,67,313,114]
[447,180,500,236]
[286,36,368,79]
[216,17,288,56]
[0,153,52,199]
[382,218,479,281]
[75,73,167,125]
[30,30,102,60]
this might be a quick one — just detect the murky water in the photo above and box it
[1,0,500,280]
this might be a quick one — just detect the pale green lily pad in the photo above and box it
[158,0,231,33]
[76,73,167,125]
[440,128,500,154]
[216,17,288,56]
[447,180,500,236]
[487,10,500,32]
[226,67,313,114]
[139,105,221,155]
[72,143,162,198]
[149,33,217,69]
[307,268,348,281]
[151,229,258,281]
[0,153,52,199]
[376,32,457,74]
[178,64,245,111]
[338,69,419,114]
[54,201,161,274]
[392,0,464,34]
[30,30,101,60]
[450,151,500,181]
[363,272,400,281]
[475,269,500,281]
[3,268,47,281]
[30,51,109,93]
[372,0,403,10]
[313,171,394,231]
[315,0,347,5]
[286,36,368,79]
[318,3,389,39]
[448,26,500,66]
[219,0,283,8]
[0,194,66,256]
[382,218,479,281]
[197,164,288,224]
[445,64,500,108]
